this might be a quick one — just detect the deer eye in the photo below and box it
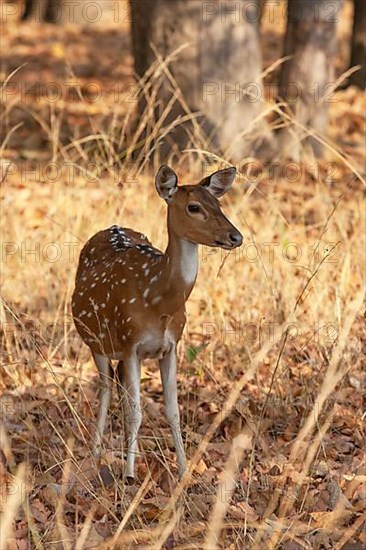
[187,203,200,213]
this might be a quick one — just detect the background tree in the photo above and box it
[348,0,366,89]
[20,0,33,20]
[21,0,59,23]
[20,0,115,25]
[278,0,341,159]
[130,0,270,163]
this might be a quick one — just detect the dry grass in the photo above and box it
[1,4,366,549]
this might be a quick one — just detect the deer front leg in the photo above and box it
[92,353,113,457]
[159,345,186,479]
[122,352,142,480]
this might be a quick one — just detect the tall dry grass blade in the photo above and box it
[334,510,366,550]
[272,104,366,187]
[0,424,15,472]
[204,431,252,549]
[152,322,291,549]
[54,442,74,550]
[258,287,365,549]
[74,504,97,550]
[0,463,26,548]
[0,122,23,155]
[111,472,154,545]
[290,288,364,462]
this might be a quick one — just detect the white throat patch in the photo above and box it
[179,240,198,285]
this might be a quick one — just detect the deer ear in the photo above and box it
[155,165,178,200]
[200,167,236,198]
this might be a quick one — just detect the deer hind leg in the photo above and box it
[121,352,142,480]
[159,345,186,479]
[116,359,125,407]
[116,360,138,460]
[92,352,113,457]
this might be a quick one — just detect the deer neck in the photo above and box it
[166,229,198,287]
[154,224,198,315]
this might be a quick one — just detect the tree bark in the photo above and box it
[20,0,115,24]
[21,0,58,23]
[278,0,341,159]
[21,0,33,20]
[130,0,270,163]
[349,0,366,88]
[20,0,60,23]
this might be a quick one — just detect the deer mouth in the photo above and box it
[214,240,237,250]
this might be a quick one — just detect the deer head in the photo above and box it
[155,165,243,249]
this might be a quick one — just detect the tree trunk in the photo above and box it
[20,0,60,23]
[20,0,31,20]
[21,0,38,20]
[20,0,115,24]
[278,0,341,159]
[44,0,61,23]
[349,0,366,88]
[130,0,270,163]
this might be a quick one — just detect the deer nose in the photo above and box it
[228,231,243,246]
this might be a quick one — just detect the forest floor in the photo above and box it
[1,1,365,549]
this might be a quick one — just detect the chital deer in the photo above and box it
[72,165,242,480]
